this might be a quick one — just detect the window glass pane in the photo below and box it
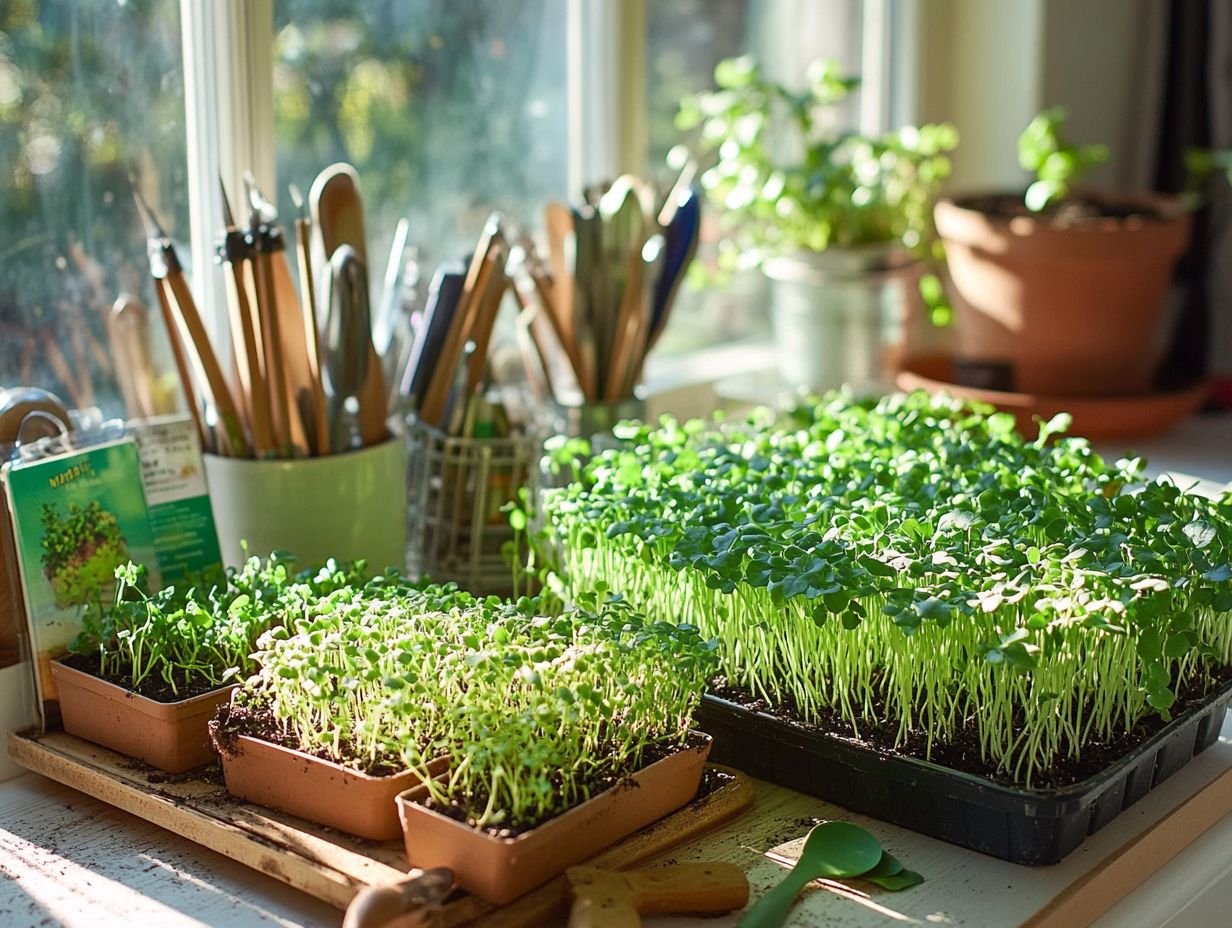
[0,0,187,417]
[273,0,569,286]
[645,0,864,358]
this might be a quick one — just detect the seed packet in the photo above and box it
[127,414,222,586]
[2,437,157,726]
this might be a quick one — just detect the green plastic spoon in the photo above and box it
[738,821,883,928]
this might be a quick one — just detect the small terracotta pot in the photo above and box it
[934,192,1191,396]
[395,734,712,905]
[215,731,445,841]
[50,658,231,774]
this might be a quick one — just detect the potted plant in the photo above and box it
[677,56,958,392]
[935,107,1192,396]
[209,582,478,841]
[542,392,1232,864]
[53,555,362,773]
[214,587,715,896]
[394,599,715,903]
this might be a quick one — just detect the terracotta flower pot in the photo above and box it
[934,193,1191,396]
[50,658,231,774]
[214,730,446,841]
[395,734,712,905]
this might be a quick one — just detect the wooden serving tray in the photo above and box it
[7,730,754,927]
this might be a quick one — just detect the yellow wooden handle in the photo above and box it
[566,862,749,928]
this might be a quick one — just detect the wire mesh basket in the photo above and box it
[405,415,536,596]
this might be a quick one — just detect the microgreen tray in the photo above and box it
[696,678,1232,865]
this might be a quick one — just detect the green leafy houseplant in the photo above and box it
[934,106,1191,397]
[677,56,958,271]
[542,392,1232,786]
[1018,106,1110,212]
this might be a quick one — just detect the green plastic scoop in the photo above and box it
[739,821,923,928]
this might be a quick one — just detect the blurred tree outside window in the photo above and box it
[0,0,873,413]
[0,0,187,417]
[273,0,569,296]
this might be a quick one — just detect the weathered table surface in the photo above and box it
[4,716,1232,928]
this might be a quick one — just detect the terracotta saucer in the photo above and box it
[896,358,1210,441]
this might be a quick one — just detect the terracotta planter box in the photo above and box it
[934,192,1191,396]
[215,731,446,841]
[50,658,230,774]
[395,734,712,905]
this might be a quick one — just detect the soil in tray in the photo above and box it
[210,700,407,778]
[418,731,715,838]
[956,192,1167,227]
[59,651,223,703]
[708,667,1232,790]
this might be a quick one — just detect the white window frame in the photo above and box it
[180,0,275,341]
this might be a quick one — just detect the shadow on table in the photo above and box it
[0,779,334,927]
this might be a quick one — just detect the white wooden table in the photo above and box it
[3,411,1230,928]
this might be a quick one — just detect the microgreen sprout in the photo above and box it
[542,391,1232,785]
[69,555,370,696]
[231,587,717,830]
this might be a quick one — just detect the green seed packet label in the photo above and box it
[128,415,222,585]
[3,438,157,725]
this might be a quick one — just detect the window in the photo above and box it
[0,0,892,414]
[272,0,569,282]
[0,0,186,416]
[644,0,870,358]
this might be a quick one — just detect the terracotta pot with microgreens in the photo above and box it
[935,107,1191,396]
[209,582,476,841]
[678,56,957,393]
[541,393,1232,864]
[213,589,716,878]
[54,556,343,773]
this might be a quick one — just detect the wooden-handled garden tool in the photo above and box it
[309,162,387,445]
[245,173,314,457]
[132,180,248,457]
[342,867,453,928]
[288,182,331,456]
[218,179,274,455]
[566,862,749,928]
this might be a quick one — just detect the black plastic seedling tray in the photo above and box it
[696,680,1232,865]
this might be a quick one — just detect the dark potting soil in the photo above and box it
[957,192,1168,228]
[208,700,409,778]
[707,667,1232,790]
[59,650,225,703]
[418,731,714,839]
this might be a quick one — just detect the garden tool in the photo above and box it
[341,867,453,928]
[320,244,386,451]
[397,260,466,409]
[309,162,387,445]
[132,180,247,457]
[217,179,273,455]
[566,862,749,928]
[244,172,313,457]
[739,821,921,928]
[417,216,504,429]
[288,182,331,455]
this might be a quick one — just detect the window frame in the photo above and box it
[178,0,909,357]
